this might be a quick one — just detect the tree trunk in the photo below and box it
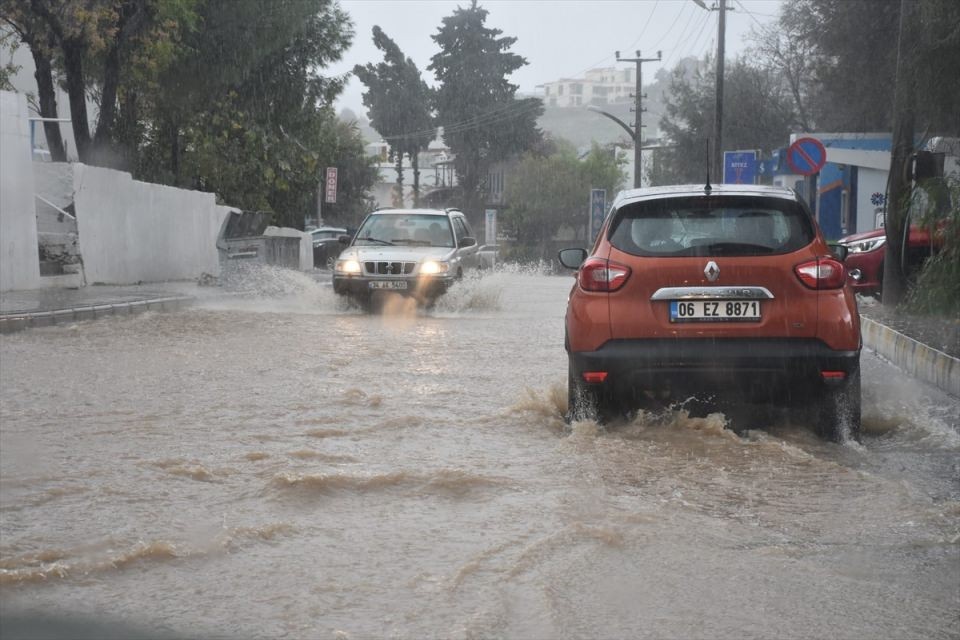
[883,0,919,307]
[29,34,66,162]
[168,117,181,182]
[412,149,420,207]
[61,38,92,162]
[93,36,121,151]
[393,149,405,207]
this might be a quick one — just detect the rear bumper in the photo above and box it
[332,275,453,299]
[569,338,860,402]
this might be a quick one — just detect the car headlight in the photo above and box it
[335,259,361,274]
[844,237,886,254]
[420,260,449,275]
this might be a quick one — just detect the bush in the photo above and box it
[905,178,960,316]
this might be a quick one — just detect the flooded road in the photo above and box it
[1,270,958,639]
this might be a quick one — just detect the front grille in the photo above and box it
[364,261,416,276]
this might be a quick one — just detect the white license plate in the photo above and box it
[670,299,761,322]
[369,280,408,290]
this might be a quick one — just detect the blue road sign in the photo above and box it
[723,150,758,184]
[589,189,606,242]
[786,137,827,176]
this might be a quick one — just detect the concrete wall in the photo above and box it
[0,91,42,292]
[73,164,232,284]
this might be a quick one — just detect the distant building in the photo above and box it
[364,133,458,209]
[538,67,636,108]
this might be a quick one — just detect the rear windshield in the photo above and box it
[608,195,815,257]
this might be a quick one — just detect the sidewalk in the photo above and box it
[0,284,196,333]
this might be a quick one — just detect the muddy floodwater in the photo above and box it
[1,269,958,639]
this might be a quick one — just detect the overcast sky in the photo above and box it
[327,0,783,116]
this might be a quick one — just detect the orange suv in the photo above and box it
[559,184,861,441]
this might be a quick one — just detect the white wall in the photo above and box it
[73,164,231,284]
[0,91,42,292]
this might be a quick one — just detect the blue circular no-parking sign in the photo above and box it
[786,137,827,176]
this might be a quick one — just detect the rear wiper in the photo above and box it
[358,236,394,246]
[696,242,775,255]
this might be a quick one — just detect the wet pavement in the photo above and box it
[1,267,958,639]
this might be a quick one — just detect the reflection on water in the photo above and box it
[1,269,957,639]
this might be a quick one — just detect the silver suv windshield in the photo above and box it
[609,196,815,257]
[354,214,455,247]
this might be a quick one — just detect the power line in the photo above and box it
[660,10,713,69]
[649,1,694,51]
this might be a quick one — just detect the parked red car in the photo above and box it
[839,225,943,298]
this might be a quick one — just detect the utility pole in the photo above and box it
[693,0,729,181]
[715,0,727,182]
[616,50,661,188]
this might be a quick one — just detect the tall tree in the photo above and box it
[429,0,543,225]
[353,26,434,207]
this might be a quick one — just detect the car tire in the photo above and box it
[815,366,861,442]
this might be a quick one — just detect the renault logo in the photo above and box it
[704,260,720,282]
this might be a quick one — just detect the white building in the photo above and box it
[538,67,636,108]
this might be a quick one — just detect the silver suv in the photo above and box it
[333,208,479,303]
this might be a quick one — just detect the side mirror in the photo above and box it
[558,248,588,269]
[338,234,352,245]
[459,236,477,248]
[828,242,848,261]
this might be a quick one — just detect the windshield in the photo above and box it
[354,214,454,247]
[609,195,815,257]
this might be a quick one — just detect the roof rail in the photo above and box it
[444,207,462,213]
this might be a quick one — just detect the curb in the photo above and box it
[0,296,194,334]
[861,316,960,398]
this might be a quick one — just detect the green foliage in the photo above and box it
[503,141,624,259]
[429,0,543,221]
[761,0,960,135]
[6,0,374,228]
[653,55,795,186]
[905,178,960,316]
[0,28,20,91]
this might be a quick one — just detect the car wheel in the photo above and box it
[814,366,861,442]
[325,256,336,270]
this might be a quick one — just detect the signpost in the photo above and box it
[786,137,827,176]
[722,150,758,184]
[589,189,606,243]
[484,209,497,247]
[324,167,338,204]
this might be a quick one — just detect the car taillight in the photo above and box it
[794,257,846,289]
[579,258,631,292]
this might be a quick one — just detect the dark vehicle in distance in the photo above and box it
[559,184,862,441]
[310,226,348,269]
